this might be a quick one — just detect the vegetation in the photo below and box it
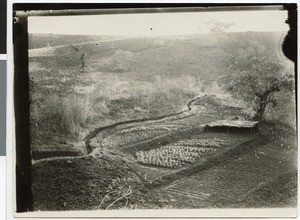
[174,138,230,148]
[136,145,216,168]
[29,74,200,143]
[227,57,294,121]
[221,33,295,122]
[29,31,296,211]
[209,21,234,33]
[30,81,94,140]
[29,31,295,145]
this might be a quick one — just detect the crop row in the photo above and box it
[136,145,216,168]
[102,129,165,147]
[174,138,230,148]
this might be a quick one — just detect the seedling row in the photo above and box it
[174,138,230,148]
[135,145,216,168]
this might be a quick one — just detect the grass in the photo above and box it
[89,74,201,115]
[29,32,294,144]
[30,73,203,144]
[30,93,94,138]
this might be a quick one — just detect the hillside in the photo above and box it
[29,32,294,142]
[28,31,297,211]
[29,32,284,81]
[28,33,123,49]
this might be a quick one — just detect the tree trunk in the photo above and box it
[253,84,280,121]
[254,96,268,121]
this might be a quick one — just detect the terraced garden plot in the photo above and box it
[101,129,170,148]
[135,145,216,168]
[155,133,297,209]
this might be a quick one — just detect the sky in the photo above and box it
[28,10,289,36]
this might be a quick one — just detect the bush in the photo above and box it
[31,94,95,136]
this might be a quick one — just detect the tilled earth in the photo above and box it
[157,138,297,208]
[31,95,297,211]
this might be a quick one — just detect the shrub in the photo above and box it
[31,94,95,137]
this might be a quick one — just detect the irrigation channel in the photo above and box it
[33,96,204,164]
